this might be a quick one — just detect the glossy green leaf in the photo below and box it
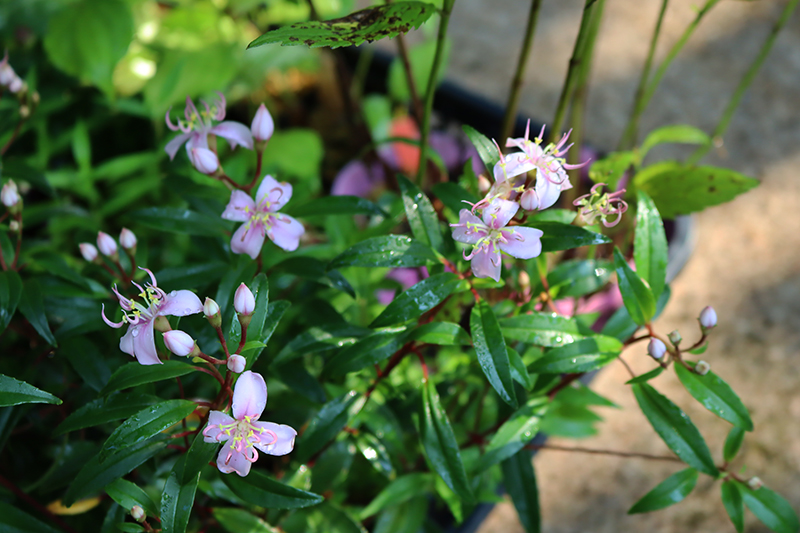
[546,259,613,298]
[100,400,197,461]
[161,458,200,533]
[181,432,219,485]
[625,366,665,384]
[740,484,800,533]
[17,279,57,346]
[373,496,427,533]
[603,285,671,341]
[0,501,61,533]
[723,426,746,463]
[131,207,231,236]
[407,322,471,345]
[273,359,327,404]
[295,391,361,463]
[99,361,198,396]
[356,432,394,478]
[105,479,158,517]
[628,468,698,514]
[222,470,324,509]
[0,374,61,407]
[61,337,111,392]
[247,300,291,369]
[634,162,759,219]
[420,378,474,502]
[371,273,463,327]
[271,258,355,298]
[328,236,437,269]
[588,151,636,190]
[398,175,443,251]
[675,362,753,431]
[481,397,548,470]
[155,262,229,289]
[273,324,369,365]
[528,336,622,374]
[249,2,435,49]
[634,191,668,299]
[432,182,478,215]
[613,247,656,326]
[508,347,533,389]
[212,508,279,533]
[359,473,434,519]
[325,328,407,377]
[462,125,500,174]
[721,481,745,533]
[501,450,540,533]
[0,270,22,332]
[55,393,159,435]
[471,300,517,408]
[641,125,711,156]
[498,313,585,347]
[288,195,387,217]
[632,383,717,476]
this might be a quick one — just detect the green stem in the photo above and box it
[415,0,457,186]
[618,0,669,150]
[500,0,543,143]
[688,0,800,164]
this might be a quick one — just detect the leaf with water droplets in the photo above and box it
[528,336,622,374]
[498,313,586,347]
[222,470,324,509]
[471,300,518,408]
[480,397,549,471]
[628,468,698,514]
[675,362,753,431]
[99,361,199,396]
[398,175,443,252]
[370,273,464,328]
[328,235,438,269]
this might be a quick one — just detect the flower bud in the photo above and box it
[9,77,24,95]
[519,188,539,211]
[119,227,137,250]
[227,354,246,374]
[695,360,711,376]
[477,175,491,194]
[204,297,222,328]
[79,243,98,262]
[163,330,197,357]
[699,306,717,330]
[234,283,255,316]
[1,180,20,208]
[130,505,145,522]
[9,219,19,232]
[251,103,275,143]
[189,147,219,175]
[518,270,530,291]
[747,476,763,490]
[647,338,667,360]
[96,231,118,258]
[667,330,682,346]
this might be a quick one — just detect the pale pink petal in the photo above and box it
[252,422,297,456]
[232,371,267,420]
[255,175,292,211]
[451,209,487,245]
[267,215,304,252]
[101,304,125,328]
[217,442,252,476]
[493,152,535,183]
[165,133,191,160]
[222,191,256,222]
[471,246,502,282]
[119,326,136,358]
[203,411,236,443]
[230,222,265,259]
[482,198,519,229]
[498,226,543,259]
[535,172,563,211]
[159,290,203,317]
[185,131,208,152]
[211,122,254,150]
[132,322,161,365]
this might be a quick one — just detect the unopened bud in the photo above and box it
[699,306,717,330]
[204,297,222,328]
[519,188,539,211]
[647,338,667,360]
[1,180,20,208]
[96,231,118,258]
[667,330,682,346]
[130,505,145,522]
[227,354,246,374]
[119,227,137,250]
[79,243,98,262]
[695,360,711,376]
[518,270,530,291]
[251,103,275,143]
[189,147,219,175]
[234,283,255,316]
[747,477,763,490]
[477,175,491,194]
[153,315,171,333]
[163,330,197,357]
[18,103,29,117]
[9,219,19,232]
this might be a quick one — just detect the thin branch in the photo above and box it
[525,443,682,462]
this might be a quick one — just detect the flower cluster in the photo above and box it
[573,182,628,227]
[80,229,137,262]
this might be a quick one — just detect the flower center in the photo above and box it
[123,286,164,325]
[215,415,278,463]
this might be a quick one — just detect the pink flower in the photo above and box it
[234,283,255,315]
[450,199,543,282]
[165,93,253,161]
[202,371,296,476]
[189,148,219,175]
[101,268,203,365]
[79,243,98,262]
[221,175,304,258]
[97,231,118,258]
[0,52,25,94]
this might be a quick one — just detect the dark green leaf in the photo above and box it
[328,236,437,269]
[155,263,229,289]
[432,182,478,215]
[634,191,668,299]
[498,313,585,347]
[588,151,636,190]
[105,479,159,517]
[723,427,746,463]
[212,508,279,533]
[287,195,387,218]
[325,328,407,377]
[397,175,443,251]
[546,259,613,298]
[371,273,463,327]
[99,361,198,396]
[641,125,711,156]
[721,481,745,533]
[0,501,61,533]
[272,258,355,297]
[625,366,664,384]
[632,383,717,476]
[17,279,57,346]
[359,473,434,519]
[0,270,22,332]
[508,347,533,389]
[248,300,291,369]
[272,360,327,404]
[0,374,61,407]
[131,207,231,236]
[501,450,540,533]
[55,393,159,435]
[407,322,471,345]
[528,336,622,374]
[675,362,753,431]
[603,285,671,341]
[613,247,655,326]
[222,470,324,509]
[161,460,200,533]
[295,392,361,463]
[628,468,698,514]
[740,484,800,533]
[535,222,611,252]
[62,337,111,392]
[481,397,548,470]
[181,433,219,485]
[273,324,369,365]
[356,432,394,478]
[373,497,427,533]
[471,300,517,408]
[462,125,500,174]
[249,2,435,49]
[634,162,759,219]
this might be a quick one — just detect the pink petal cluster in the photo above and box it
[222,175,304,258]
[101,268,203,365]
[0,53,25,94]
[202,371,296,476]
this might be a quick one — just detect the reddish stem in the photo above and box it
[0,474,80,533]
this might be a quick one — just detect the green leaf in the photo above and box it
[588,151,637,190]
[247,300,291,370]
[161,461,200,533]
[295,392,361,463]
[723,427,746,463]
[641,125,711,156]
[371,273,463,327]
[613,247,656,326]
[498,313,585,347]
[355,432,394,478]
[508,347,533,389]
[420,378,474,502]
[181,432,219,485]
[602,285,671,342]
[222,470,324,509]
[249,2,436,49]
[528,336,622,374]
[0,501,61,533]
[373,497,427,533]
[359,473,434,519]
[721,481,745,533]
[481,397,548,470]
[64,437,167,506]
[631,383,718,476]
[0,374,61,407]
[398,175,444,252]
[287,195,387,218]
[0,270,22,332]
[212,508,279,533]
[471,300,517,408]
[99,361,198,396]
[675,363,753,431]
[501,450,540,533]
[462,125,500,174]
[625,366,665,384]
[634,162,759,219]
[105,479,159,518]
[328,236,437,269]
[273,324,369,365]
[55,393,159,435]
[325,328,407,377]
[100,400,197,461]
[740,484,800,533]
[407,322,471,345]
[17,279,57,346]
[62,337,111,392]
[535,222,612,252]
[432,182,478,215]
[634,191,668,299]
[628,468,698,514]
[43,0,133,94]
[131,207,231,236]
[546,259,613,298]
